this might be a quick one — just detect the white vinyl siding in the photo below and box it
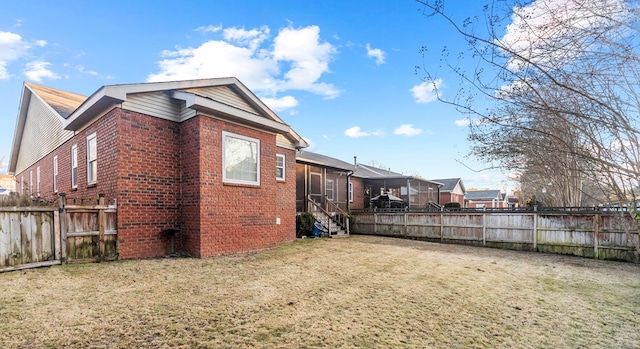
[276,154,285,181]
[71,144,78,189]
[53,156,58,193]
[15,92,74,174]
[87,133,97,185]
[222,132,260,185]
[122,92,181,122]
[180,86,260,115]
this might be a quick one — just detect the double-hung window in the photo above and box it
[87,133,97,185]
[276,154,285,181]
[36,166,40,196]
[71,144,78,188]
[222,131,260,185]
[326,179,334,201]
[349,180,353,202]
[53,156,58,193]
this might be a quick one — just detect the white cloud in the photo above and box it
[365,43,385,65]
[344,126,384,138]
[76,65,99,76]
[149,24,339,111]
[24,61,59,82]
[35,40,47,47]
[410,79,442,104]
[261,95,298,112]
[393,124,423,136]
[0,31,29,80]
[455,118,471,127]
[501,0,631,69]
[302,137,315,151]
[195,25,222,34]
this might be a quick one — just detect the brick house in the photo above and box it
[431,178,466,207]
[296,150,363,212]
[9,78,307,259]
[464,189,507,208]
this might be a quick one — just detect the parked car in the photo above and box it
[0,188,12,196]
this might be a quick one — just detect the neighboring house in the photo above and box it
[465,189,507,208]
[295,150,361,212]
[353,164,442,209]
[431,178,466,207]
[0,174,16,191]
[9,78,307,259]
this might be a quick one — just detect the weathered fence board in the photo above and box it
[353,211,639,262]
[0,196,118,272]
[0,210,55,268]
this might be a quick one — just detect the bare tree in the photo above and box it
[416,0,640,258]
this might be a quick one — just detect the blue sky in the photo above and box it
[0,0,514,191]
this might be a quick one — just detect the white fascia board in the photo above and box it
[8,85,33,174]
[64,86,125,131]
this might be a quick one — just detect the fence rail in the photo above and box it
[352,211,640,262]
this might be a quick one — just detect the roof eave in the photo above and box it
[8,84,33,174]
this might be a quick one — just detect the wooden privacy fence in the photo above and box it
[0,195,117,272]
[352,210,640,262]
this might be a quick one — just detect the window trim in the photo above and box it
[29,170,33,196]
[326,179,334,201]
[36,166,40,197]
[53,156,58,193]
[71,144,78,189]
[222,131,260,186]
[87,133,97,185]
[349,180,353,202]
[275,154,285,181]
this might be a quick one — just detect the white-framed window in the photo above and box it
[36,166,40,196]
[276,154,285,181]
[326,179,334,201]
[222,131,260,185]
[349,180,353,202]
[20,176,24,195]
[71,144,78,188]
[53,156,58,193]
[87,133,97,185]
[29,170,33,196]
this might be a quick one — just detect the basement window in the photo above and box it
[223,131,260,185]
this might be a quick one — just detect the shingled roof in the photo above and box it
[25,82,86,118]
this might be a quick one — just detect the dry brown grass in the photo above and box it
[1,235,639,348]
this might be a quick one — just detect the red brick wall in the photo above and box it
[350,177,365,210]
[16,108,298,259]
[15,110,118,202]
[193,115,296,257]
[114,109,181,259]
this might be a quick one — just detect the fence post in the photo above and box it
[98,194,106,262]
[593,213,599,259]
[440,212,444,243]
[482,209,486,246]
[58,193,67,263]
[532,207,537,251]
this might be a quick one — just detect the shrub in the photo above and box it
[444,202,461,209]
[296,212,316,238]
